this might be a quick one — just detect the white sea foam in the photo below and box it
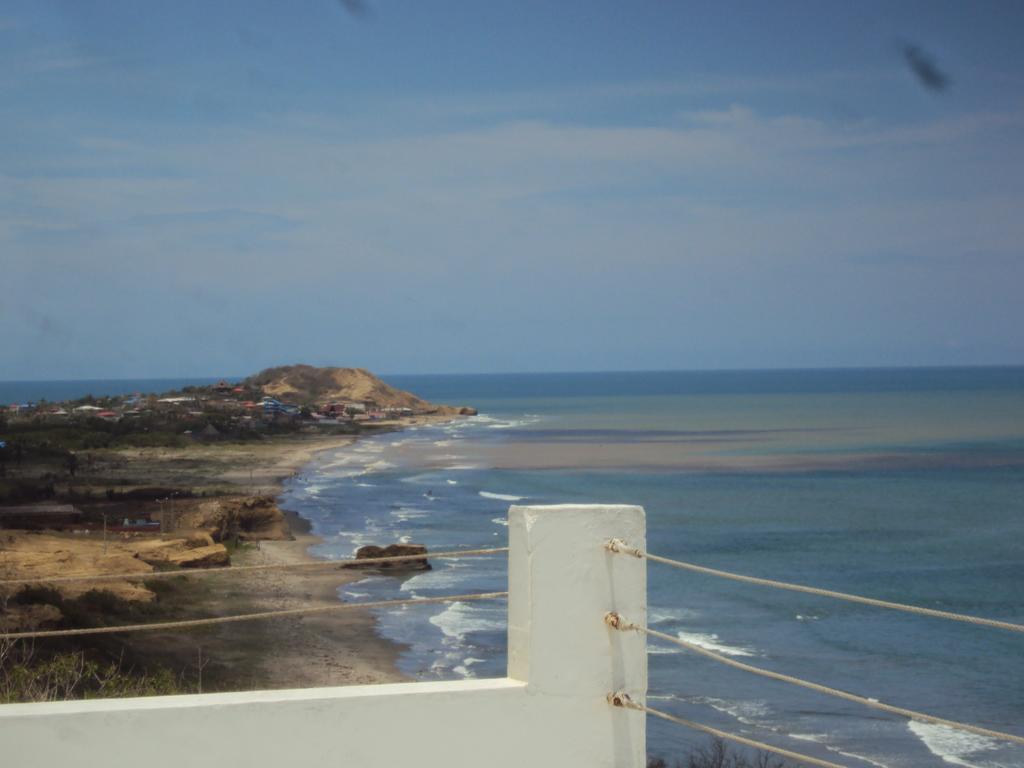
[908,721,1001,767]
[481,414,543,430]
[479,491,524,501]
[646,644,682,655]
[429,601,506,641]
[391,507,429,522]
[789,733,830,744]
[795,614,821,621]
[354,482,377,487]
[343,591,369,599]
[649,607,699,625]
[452,657,486,679]
[399,566,470,593]
[446,479,458,485]
[491,517,508,527]
[789,733,892,768]
[677,631,757,657]
[467,414,502,425]
[439,559,472,569]
[335,530,376,546]
[352,444,386,454]
[701,697,770,726]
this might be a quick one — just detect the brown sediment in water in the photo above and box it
[386,432,1024,475]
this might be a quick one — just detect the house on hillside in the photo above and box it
[155,397,197,411]
[321,403,352,419]
[261,397,300,420]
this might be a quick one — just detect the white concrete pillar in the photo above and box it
[507,504,647,766]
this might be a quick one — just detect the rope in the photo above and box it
[605,540,1024,633]
[0,547,509,587]
[607,613,1024,748]
[0,591,508,641]
[608,692,846,768]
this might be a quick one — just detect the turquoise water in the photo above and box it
[279,368,1024,767]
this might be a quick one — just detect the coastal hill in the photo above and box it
[245,364,473,414]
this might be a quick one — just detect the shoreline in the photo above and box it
[191,426,425,690]
[240,414,474,688]
[2,421,466,693]
[197,508,409,689]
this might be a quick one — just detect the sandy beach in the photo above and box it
[108,510,407,692]
[1,430,420,693]
[110,435,415,692]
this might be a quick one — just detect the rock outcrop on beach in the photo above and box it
[180,496,292,542]
[133,537,230,569]
[353,543,431,570]
[244,364,468,414]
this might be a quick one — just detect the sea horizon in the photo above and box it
[4,363,1024,406]
[274,366,1024,768]
[2,366,1022,765]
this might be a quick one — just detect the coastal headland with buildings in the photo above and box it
[0,365,476,697]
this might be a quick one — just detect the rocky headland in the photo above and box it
[0,365,472,697]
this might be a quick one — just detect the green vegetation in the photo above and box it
[0,641,193,703]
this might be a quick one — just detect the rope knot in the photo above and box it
[605,538,641,557]
[607,691,634,709]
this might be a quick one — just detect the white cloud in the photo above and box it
[5,102,1023,349]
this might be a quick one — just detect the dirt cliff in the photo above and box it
[179,496,292,542]
[244,365,472,413]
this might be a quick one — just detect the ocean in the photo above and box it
[0,377,226,404]
[278,368,1024,768]
[6,368,1023,765]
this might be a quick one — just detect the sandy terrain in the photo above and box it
[104,512,407,692]
[0,433,418,692]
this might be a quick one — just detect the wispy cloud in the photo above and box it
[4,92,1024,374]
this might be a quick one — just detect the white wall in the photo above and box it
[1,504,647,768]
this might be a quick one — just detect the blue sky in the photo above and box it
[2,1,1023,378]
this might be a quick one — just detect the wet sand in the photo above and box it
[170,511,408,691]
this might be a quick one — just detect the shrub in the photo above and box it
[649,738,792,768]
[0,641,191,703]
